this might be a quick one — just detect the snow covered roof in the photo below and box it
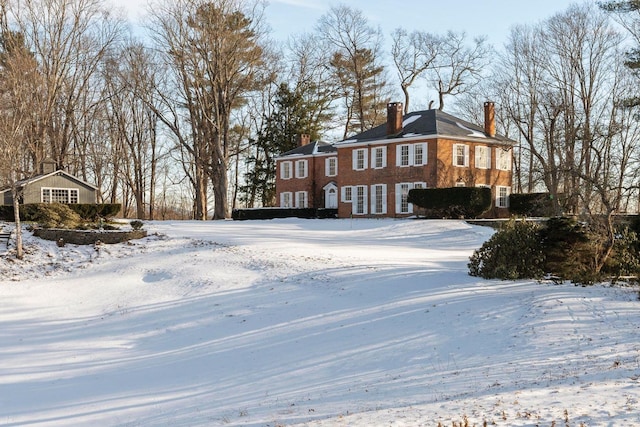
[277,141,336,158]
[277,108,515,159]
[337,109,516,145]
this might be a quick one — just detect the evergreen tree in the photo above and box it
[330,47,388,138]
[600,1,640,105]
[242,82,328,207]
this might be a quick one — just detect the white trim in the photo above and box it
[41,187,79,204]
[496,186,510,208]
[414,142,427,166]
[15,170,98,191]
[352,148,368,171]
[496,147,512,171]
[371,146,387,169]
[341,186,353,203]
[295,191,308,208]
[353,185,368,215]
[453,144,470,167]
[475,145,491,169]
[395,183,413,214]
[370,184,387,215]
[325,157,338,177]
[280,161,293,180]
[280,191,293,208]
[333,134,513,148]
[295,160,308,179]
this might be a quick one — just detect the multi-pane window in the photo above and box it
[353,148,368,170]
[280,192,293,208]
[325,157,337,177]
[353,185,368,215]
[371,184,387,215]
[496,186,510,208]
[453,144,470,167]
[295,160,308,178]
[396,143,427,167]
[414,143,425,166]
[399,145,410,166]
[475,146,491,169]
[496,148,512,171]
[394,182,426,214]
[41,188,79,204]
[295,191,308,208]
[398,183,411,214]
[341,186,353,202]
[372,147,387,169]
[280,161,292,179]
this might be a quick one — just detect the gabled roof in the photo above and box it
[0,170,98,194]
[339,109,515,145]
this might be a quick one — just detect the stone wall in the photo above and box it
[33,228,147,245]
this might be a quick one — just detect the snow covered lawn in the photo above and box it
[1,218,639,426]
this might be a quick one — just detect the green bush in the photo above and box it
[509,193,557,217]
[468,219,545,280]
[539,217,595,283]
[470,216,640,284]
[67,203,121,221]
[24,203,82,229]
[607,226,640,279]
[408,187,491,218]
[130,220,144,230]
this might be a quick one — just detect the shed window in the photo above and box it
[42,188,79,204]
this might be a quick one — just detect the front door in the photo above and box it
[324,184,338,208]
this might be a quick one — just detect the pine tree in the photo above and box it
[601,1,640,105]
[242,82,329,207]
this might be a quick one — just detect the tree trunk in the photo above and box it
[11,187,23,260]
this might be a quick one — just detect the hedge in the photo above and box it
[0,203,121,221]
[232,208,338,220]
[509,192,557,217]
[407,187,492,218]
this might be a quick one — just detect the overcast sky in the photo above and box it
[112,0,588,48]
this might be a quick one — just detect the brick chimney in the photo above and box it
[484,101,496,137]
[386,102,403,135]
[297,134,310,147]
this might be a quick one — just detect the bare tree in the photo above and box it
[0,7,41,259]
[429,31,490,111]
[103,41,163,219]
[148,0,267,219]
[9,0,122,172]
[495,3,637,272]
[391,28,443,113]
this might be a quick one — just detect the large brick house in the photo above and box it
[275,102,514,218]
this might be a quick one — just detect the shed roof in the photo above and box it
[0,170,98,194]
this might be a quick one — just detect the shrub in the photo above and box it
[607,226,640,279]
[509,192,557,217]
[67,203,121,221]
[130,220,144,230]
[25,203,82,229]
[539,217,596,283]
[469,219,545,280]
[408,187,492,218]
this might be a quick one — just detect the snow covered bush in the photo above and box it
[468,219,545,280]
